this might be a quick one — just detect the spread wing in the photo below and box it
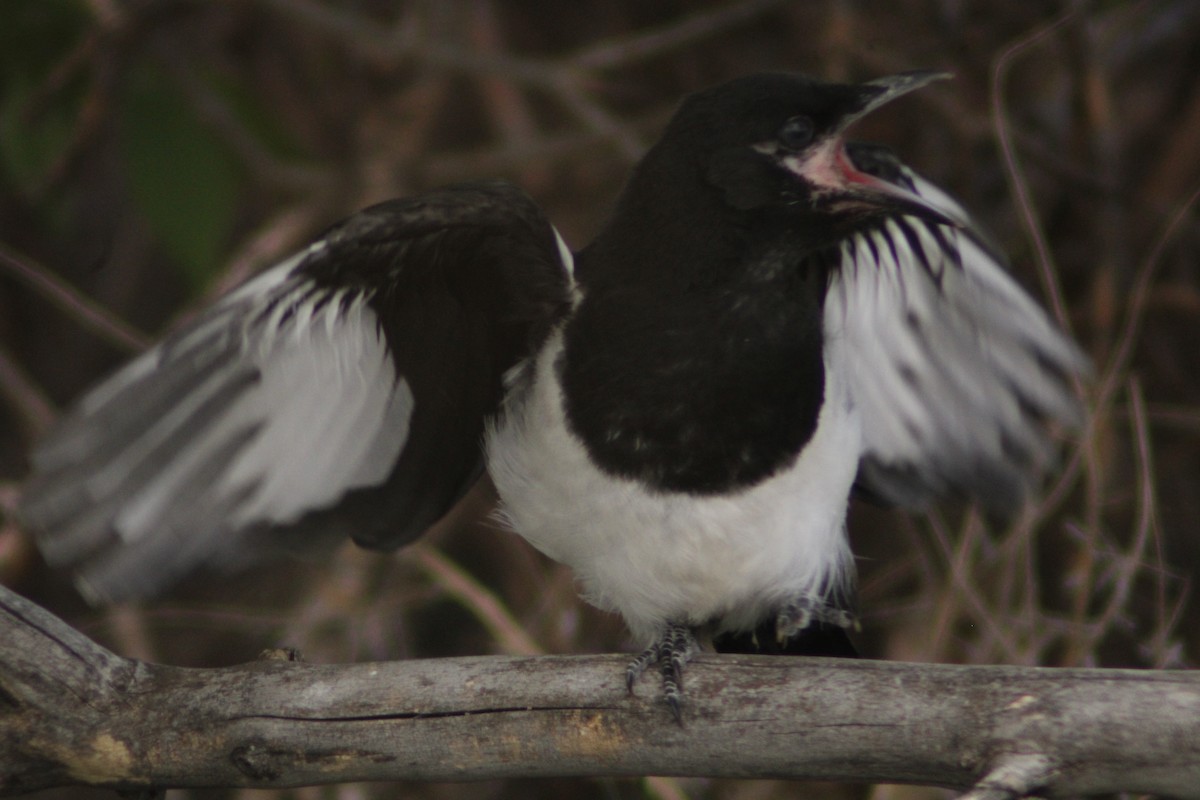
[826,144,1089,513]
[20,181,572,602]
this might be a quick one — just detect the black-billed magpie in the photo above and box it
[19,71,1086,719]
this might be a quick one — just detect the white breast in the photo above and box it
[486,330,861,645]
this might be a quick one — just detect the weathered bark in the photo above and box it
[1,581,1198,798]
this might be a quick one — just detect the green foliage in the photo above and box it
[0,0,89,197]
[118,65,244,290]
[0,1,251,291]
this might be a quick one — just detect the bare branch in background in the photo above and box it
[0,244,148,352]
[0,346,55,438]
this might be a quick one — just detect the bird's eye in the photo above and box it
[778,116,814,150]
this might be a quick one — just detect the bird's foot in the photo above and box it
[625,622,699,723]
[775,595,858,643]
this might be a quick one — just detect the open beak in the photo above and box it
[798,71,958,226]
[836,71,951,133]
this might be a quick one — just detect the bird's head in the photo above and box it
[656,71,954,231]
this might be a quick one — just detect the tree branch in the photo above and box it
[2,581,1198,797]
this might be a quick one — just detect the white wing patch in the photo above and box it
[23,253,414,595]
[825,186,1086,509]
[218,289,413,527]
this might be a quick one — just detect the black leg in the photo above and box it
[626,644,658,692]
[625,621,699,723]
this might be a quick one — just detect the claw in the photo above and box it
[624,622,699,723]
[664,687,683,723]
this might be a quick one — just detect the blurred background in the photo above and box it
[2,1,1199,798]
